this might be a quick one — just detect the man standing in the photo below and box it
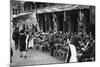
[19,30,27,58]
[12,28,19,50]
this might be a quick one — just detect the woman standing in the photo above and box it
[28,32,34,49]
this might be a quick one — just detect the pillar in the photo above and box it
[63,11,66,33]
[52,13,57,32]
[68,15,71,33]
[44,14,47,32]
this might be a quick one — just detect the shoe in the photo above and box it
[30,47,32,49]
[15,48,17,50]
[24,56,27,58]
[10,59,12,63]
[20,55,23,58]
[26,50,28,52]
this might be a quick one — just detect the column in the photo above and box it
[44,14,47,32]
[63,11,66,33]
[52,13,57,32]
[48,14,51,30]
[21,1,25,13]
[41,14,44,32]
[78,9,82,32]
[78,9,86,33]
[68,15,71,33]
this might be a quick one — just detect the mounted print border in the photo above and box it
[10,0,95,67]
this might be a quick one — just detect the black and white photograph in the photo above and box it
[10,0,95,66]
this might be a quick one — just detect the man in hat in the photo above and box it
[12,28,19,50]
[19,30,27,58]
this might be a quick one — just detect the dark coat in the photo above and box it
[71,36,81,49]
[10,48,13,57]
[12,30,19,41]
[19,33,26,51]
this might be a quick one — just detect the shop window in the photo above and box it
[13,9,15,15]
[15,9,17,15]
[13,8,18,15]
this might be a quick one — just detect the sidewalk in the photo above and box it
[11,49,64,66]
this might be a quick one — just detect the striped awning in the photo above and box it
[13,12,32,18]
[37,5,90,14]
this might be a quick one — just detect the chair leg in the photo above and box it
[40,46,43,51]
[53,50,57,56]
[62,52,65,58]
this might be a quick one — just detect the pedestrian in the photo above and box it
[10,47,13,63]
[19,30,27,58]
[28,32,34,49]
[12,28,19,50]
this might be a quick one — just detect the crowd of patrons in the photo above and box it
[11,27,95,63]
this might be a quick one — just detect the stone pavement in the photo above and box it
[10,40,64,66]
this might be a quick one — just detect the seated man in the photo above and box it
[79,38,95,62]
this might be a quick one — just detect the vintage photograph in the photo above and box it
[10,0,95,66]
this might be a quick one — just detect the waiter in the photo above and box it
[49,33,55,56]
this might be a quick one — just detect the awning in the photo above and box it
[13,12,32,18]
[24,18,37,24]
[37,5,90,14]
